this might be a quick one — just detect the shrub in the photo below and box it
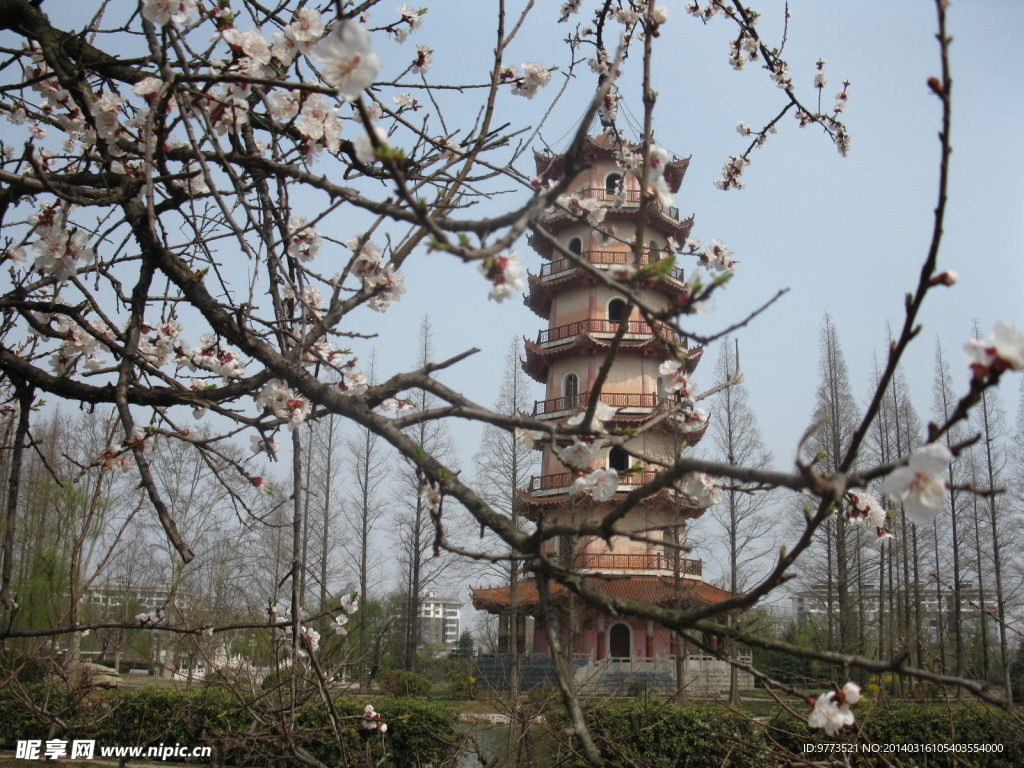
[0,683,56,748]
[378,670,432,698]
[558,701,765,768]
[372,697,460,766]
[447,671,478,699]
[626,680,648,699]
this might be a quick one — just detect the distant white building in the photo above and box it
[418,589,462,648]
[84,581,173,619]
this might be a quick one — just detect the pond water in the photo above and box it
[456,722,555,768]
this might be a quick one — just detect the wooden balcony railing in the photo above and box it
[576,188,681,221]
[575,552,703,576]
[539,248,686,283]
[536,319,681,346]
[528,470,660,493]
[533,391,667,416]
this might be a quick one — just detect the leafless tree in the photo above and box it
[343,351,390,690]
[704,338,775,705]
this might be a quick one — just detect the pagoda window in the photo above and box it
[605,172,623,194]
[568,237,583,255]
[563,372,580,407]
[648,239,659,256]
[608,446,630,472]
[607,298,627,323]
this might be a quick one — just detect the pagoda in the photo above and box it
[472,131,732,691]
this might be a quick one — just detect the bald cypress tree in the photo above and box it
[707,338,775,706]
[803,314,861,658]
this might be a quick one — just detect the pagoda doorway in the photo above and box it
[609,623,631,660]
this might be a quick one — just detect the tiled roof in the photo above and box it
[471,575,731,614]
[534,132,691,193]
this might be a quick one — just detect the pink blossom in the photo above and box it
[299,626,320,653]
[32,229,95,281]
[281,7,325,54]
[133,77,175,110]
[679,407,708,433]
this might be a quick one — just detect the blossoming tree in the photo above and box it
[0,0,1019,765]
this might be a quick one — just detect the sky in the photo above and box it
[4,1,1023,604]
[349,0,1024,597]
[358,0,1024,473]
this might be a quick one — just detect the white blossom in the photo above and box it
[287,216,322,261]
[846,491,887,529]
[808,683,860,735]
[412,44,432,74]
[269,90,301,122]
[965,320,1024,377]
[340,593,360,614]
[353,126,389,165]
[880,443,952,525]
[313,22,381,102]
[658,359,695,398]
[701,239,735,272]
[573,468,619,502]
[679,472,722,508]
[140,0,196,27]
[479,251,524,302]
[222,28,272,66]
[515,428,545,450]
[512,63,552,99]
[559,439,595,470]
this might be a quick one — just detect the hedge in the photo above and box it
[558,701,766,768]
[0,684,459,767]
